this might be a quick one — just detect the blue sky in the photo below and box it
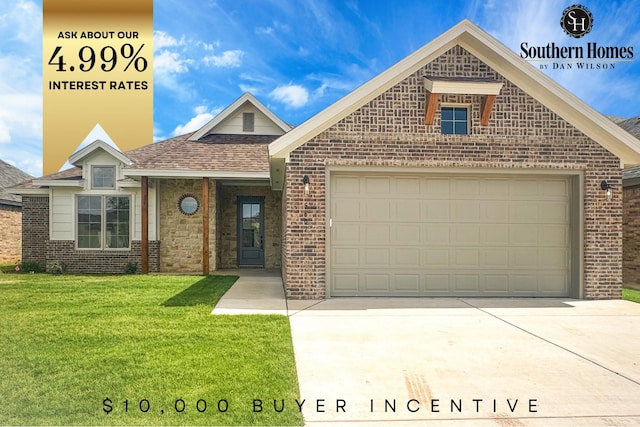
[1,0,640,177]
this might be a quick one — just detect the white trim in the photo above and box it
[117,180,141,188]
[32,180,84,187]
[91,165,116,189]
[75,194,132,251]
[424,77,503,95]
[268,19,640,167]
[4,187,50,195]
[68,139,132,167]
[189,93,293,141]
[440,104,471,135]
[123,168,270,180]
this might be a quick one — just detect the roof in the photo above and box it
[0,160,33,205]
[9,132,277,192]
[124,133,276,178]
[69,139,132,167]
[268,19,640,184]
[189,92,293,141]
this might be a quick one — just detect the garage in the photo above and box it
[328,172,576,297]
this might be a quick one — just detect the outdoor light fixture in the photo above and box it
[302,175,310,195]
[601,180,612,200]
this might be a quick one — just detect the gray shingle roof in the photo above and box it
[0,160,33,205]
[17,132,277,189]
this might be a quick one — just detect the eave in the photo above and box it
[123,168,270,180]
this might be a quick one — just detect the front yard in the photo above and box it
[0,274,303,426]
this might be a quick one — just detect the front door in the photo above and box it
[237,196,265,267]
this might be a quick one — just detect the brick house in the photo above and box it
[0,160,33,264]
[10,20,640,299]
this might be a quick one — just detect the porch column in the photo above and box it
[202,177,210,275]
[141,176,149,274]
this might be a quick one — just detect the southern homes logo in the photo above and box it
[519,4,634,70]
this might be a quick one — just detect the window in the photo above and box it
[441,106,469,135]
[243,112,255,132]
[92,166,116,188]
[178,194,199,215]
[77,195,130,249]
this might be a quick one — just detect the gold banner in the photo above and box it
[43,0,153,175]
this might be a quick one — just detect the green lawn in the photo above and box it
[0,274,303,426]
[623,287,640,303]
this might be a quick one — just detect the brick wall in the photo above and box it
[21,195,160,273]
[45,240,159,273]
[217,185,282,269]
[22,196,49,267]
[283,45,622,300]
[0,204,22,264]
[623,185,640,283]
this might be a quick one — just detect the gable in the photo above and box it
[268,19,640,188]
[189,92,292,140]
[212,101,286,136]
[328,45,592,140]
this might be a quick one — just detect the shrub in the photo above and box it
[124,262,138,274]
[49,262,65,275]
[18,261,45,273]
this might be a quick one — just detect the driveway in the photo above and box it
[288,298,640,426]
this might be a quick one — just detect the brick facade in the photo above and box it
[22,196,49,267]
[0,204,22,264]
[22,195,160,273]
[623,185,640,283]
[217,184,282,269]
[282,46,622,300]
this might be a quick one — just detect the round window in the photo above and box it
[178,195,199,215]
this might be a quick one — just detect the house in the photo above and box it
[12,92,290,274]
[621,116,640,284]
[11,20,640,299]
[0,160,33,264]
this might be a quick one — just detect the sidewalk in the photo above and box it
[211,269,288,315]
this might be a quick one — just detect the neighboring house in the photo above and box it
[0,160,33,264]
[621,116,640,283]
[10,20,640,299]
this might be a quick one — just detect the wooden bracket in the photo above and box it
[424,92,439,125]
[481,95,497,126]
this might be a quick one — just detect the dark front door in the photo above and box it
[237,196,265,267]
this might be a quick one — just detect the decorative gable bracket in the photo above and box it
[423,76,503,126]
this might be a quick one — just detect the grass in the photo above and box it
[622,286,640,303]
[0,274,303,426]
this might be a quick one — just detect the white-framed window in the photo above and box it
[77,195,130,250]
[92,166,116,189]
[441,106,470,135]
[243,112,255,132]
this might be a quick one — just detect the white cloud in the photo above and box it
[0,0,40,44]
[204,50,245,67]
[154,50,190,75]
[239,83,259,94]
[153,30,182,49]
[172,106,224,136]
[256,26,274,36]
[270,84,309,108]
[0,121,10,143]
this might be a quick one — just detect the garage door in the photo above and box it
[329,173,571,297]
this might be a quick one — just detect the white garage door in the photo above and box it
[329,173,571,297]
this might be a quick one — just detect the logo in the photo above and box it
[560,4,593,38]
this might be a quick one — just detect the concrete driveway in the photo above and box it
[288,298,640,426]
